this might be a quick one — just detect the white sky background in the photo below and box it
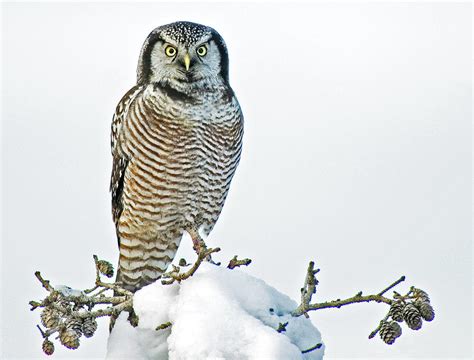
[1,2,472,359]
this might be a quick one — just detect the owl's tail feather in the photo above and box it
[116,246,177,292]
[109,236,181,331]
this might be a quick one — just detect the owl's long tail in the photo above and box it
[109,235,181,331]
[116,234,182,293]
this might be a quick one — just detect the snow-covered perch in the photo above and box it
[29,251,435,357]
[107,263,324,359]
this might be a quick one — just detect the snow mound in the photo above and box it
[107,263,324,359]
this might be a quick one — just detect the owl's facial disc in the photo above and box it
[148,37,224,90]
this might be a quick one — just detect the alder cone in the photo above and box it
[59,328,80,349]
[42,339,55,355]
[403,303,422,330]
[83,317,98,338]
[416,300,435,321]
[413,288,430,303]
[41,307,60,329]
[97,260,114,278]
[390,321,402,338]
[388,301,405,322]
[379,321,399,345]
[65,317,83,337]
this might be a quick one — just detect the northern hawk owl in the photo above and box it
[110,21,243,292]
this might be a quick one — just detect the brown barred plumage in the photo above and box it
[110,22,243,292]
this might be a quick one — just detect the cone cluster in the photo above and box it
[39,293,100,354]
[34,256,122,356]
[380,288,434,345]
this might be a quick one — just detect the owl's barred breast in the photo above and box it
[116,84,243,287]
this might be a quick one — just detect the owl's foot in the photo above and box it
[192,238,206,254]
[162,246,221,285]
[205,254,221,266]
[191,236,220,266]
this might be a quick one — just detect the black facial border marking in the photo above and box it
[137,31,162,85]
[209,30,229,83]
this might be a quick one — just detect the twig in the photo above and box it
[93,255,101,282]
[277,322,288,333]
[83,285,99,294]
[368,314,390,339]
[36,324,47,338]
[293,293,393,316]
[156,321,172,331]
[29,300,42,311]
[35,271,54,292]
[301,343,322,354]
[227,255,252,269]
[377,276,406,296]
[292,261,319,318]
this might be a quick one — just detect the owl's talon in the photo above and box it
[205,254,220,266]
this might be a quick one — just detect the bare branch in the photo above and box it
[292,261,319,318]
[34,271,54,292]
[377,276,406,296]
[292,262,399,317]
[227,255,252,269]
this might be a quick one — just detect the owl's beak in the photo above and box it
[183,53,191,71]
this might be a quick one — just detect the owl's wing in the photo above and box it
[110,85,144,239]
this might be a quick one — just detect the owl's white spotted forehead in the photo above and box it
[157,21,213,47]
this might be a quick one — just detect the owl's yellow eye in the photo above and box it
[196,45,207,57]
[165,46,177,57]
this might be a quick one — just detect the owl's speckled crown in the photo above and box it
[158,21,212,48]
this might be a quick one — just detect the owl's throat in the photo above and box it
[155,76,226,100]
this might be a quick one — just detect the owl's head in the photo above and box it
[136,21,230,92]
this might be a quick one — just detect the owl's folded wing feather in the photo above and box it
[110,85,144,243]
